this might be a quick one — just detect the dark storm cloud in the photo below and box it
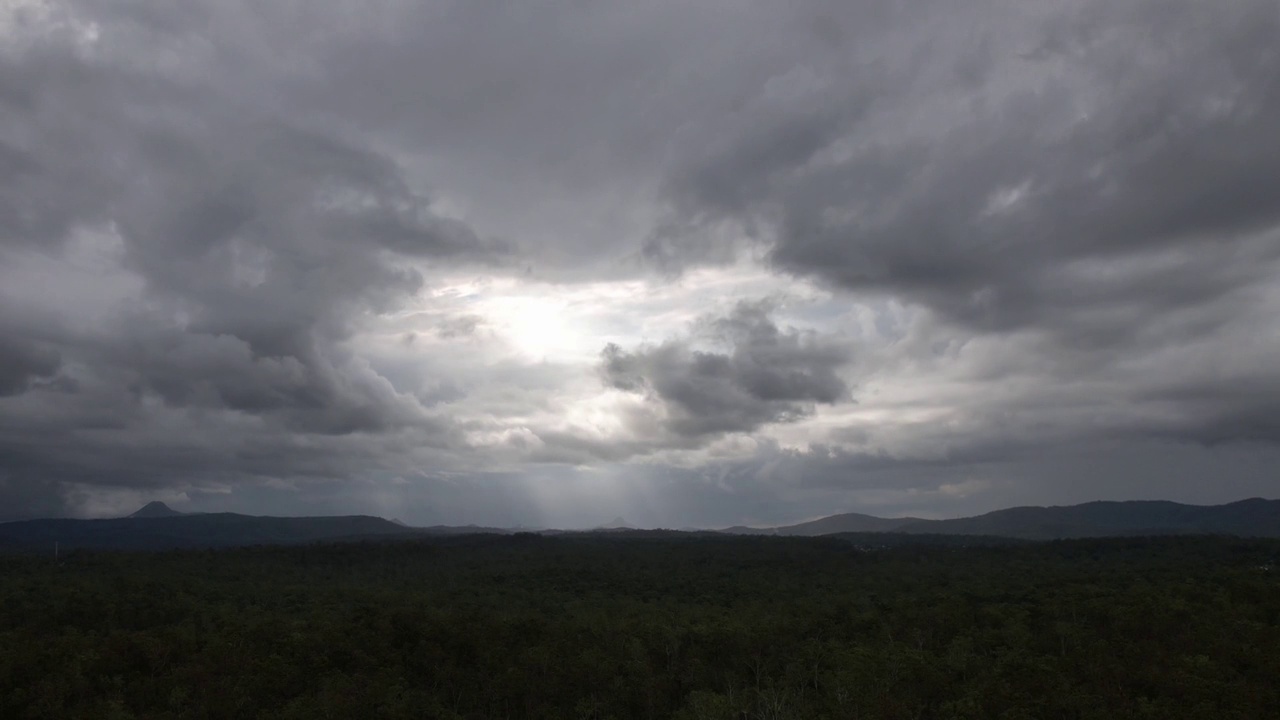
[661,0,1280,334]
[1135,376,1280,447]
[599,301,852,438]
[0,336,59,397]
[3,0,1279,523]
[0,16,500,518]
[641,0,1280,459]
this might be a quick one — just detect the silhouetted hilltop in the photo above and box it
[730,512,922,536]
[127,501,185,519]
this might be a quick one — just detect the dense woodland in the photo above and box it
[3,533,1279,719]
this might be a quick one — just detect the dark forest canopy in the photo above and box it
[3,533,1280,719]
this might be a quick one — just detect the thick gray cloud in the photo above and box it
[641,0,1280,456]
[1,0,1278,524]
[648,0,1280,419]
[0,8,501,519]
[600,301,851,437]
[0,336,59,397]
[659,1,1280,329]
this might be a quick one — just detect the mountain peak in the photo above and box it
[599,516,634,530]
[128,501,184,519]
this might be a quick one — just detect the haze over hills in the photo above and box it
[597,516,636,530]
[725,498,1280,540]
[894,498,1280,540]
[2,498,1279,553]
[724,511,924,536]
[0,511,414,552]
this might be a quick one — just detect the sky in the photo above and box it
[1,0,1279,527]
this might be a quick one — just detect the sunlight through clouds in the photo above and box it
[3,0,1279,525]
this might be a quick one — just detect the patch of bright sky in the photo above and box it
[1,0,98,51]
[365,251,1036,478]
[397,256,835,364]
[354,254,1066,478]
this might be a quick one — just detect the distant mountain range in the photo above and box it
[2,498,1278,553]
[0,509,413,552]
[722,498,1280,540]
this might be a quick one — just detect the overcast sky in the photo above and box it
[2,0,1278,527]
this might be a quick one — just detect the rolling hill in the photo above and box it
[722,512,921,535]
[778,512,922,536]
[0,511,416,552]
[6,498,1278,553]
[892,498,1280,539]
[728,498,1280,540]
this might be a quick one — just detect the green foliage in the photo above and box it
[2,534,1278,718]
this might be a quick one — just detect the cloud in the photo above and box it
[599,300,853,439]
[0,8,501,518]
[1,0,1278,524]
[0,336,59,396]
[657,0,1280,337]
